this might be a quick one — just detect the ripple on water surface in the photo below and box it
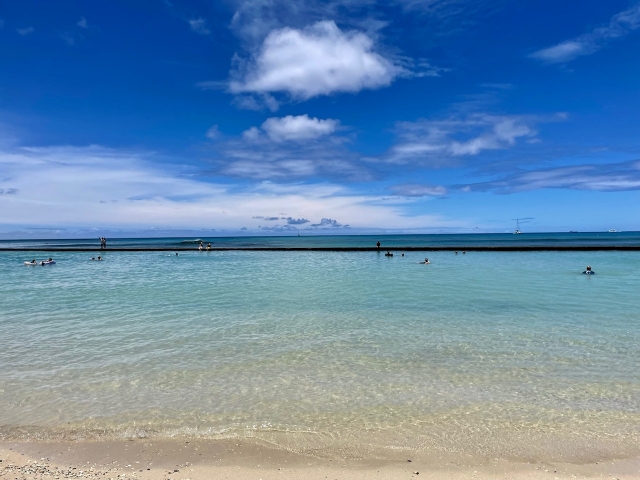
[1,250,639,461]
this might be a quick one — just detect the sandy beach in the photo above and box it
[2,439,639,480]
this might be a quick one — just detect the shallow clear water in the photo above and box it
[1,249,639,461]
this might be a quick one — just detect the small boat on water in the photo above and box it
[513,219,522,234]
[608,229,618,233]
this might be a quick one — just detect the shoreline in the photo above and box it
[2,245,640,252]
[2,438,639,480]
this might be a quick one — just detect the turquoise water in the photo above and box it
[1,249,639,461]
[2,231,640,249]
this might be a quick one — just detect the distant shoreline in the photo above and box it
[2,245,640,252]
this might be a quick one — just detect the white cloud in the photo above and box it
[391,184,447,196]
[189,18,210,35]
[387,114,537,165]
[229,0,375,43]
[463,160,640,193]
[530,3,640,63]
[0,144,459,232]
[260,115,339,142]
[77,17,88,29]
[217,115,358,179]
[206,125,220,140]
[17,27,34,35]
[229,21,407,99]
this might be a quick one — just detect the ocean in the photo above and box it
[1,234,639,462]
[2,231,640,249]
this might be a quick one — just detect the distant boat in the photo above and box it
[569,230,579,233]
[513,219,522,234]
[608,229,618,233]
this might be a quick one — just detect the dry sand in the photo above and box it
[2,438,639,480]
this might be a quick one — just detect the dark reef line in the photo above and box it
[2,246,640,252]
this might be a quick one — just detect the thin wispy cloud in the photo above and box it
[228,21,408,100]
[385,114,538,165]
[530,3,640,64]
[60,33,76,46]
[0,144,456,231]
[229,0,374,43]
[77,17,88,29]
[390,184,447,196]
[206,125,220,140]
[17,27,34,35]
[189,17,210,35]
[461,160,640,193]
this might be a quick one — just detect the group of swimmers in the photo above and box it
[24,258,55,266]
[198,242,212,251]
[377,241,596,274]
[91,256,103,261]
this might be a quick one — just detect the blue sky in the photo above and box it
[1,0,640,236]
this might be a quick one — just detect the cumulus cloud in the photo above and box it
[311,218,347,227]
[189,17,210,35]
[461,160,640,193]
[530,3,640,63]
[259,115,339,142]
[253,216,310,224]
[286,217,309,225]
[215,115,363,180]
[229,21,407,100]
[386,114,538,165]
[0,144,457,232]
[17,27,34,35]
[391,184,447,196]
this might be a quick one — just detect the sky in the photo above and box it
[1,0,640,237]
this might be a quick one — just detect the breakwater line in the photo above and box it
[2,245,640,252]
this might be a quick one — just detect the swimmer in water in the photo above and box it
[97,256,102,261]
[176,252,179,256]
[91,257,95,261]
[385,250,393,256]
[583,265,595,275]
[401,253,404,257]
[419,258,431,264]
[206,242,211,250]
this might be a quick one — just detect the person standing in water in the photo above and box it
[376,241,381,249]
[198,241,204,251]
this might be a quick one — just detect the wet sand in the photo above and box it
[2,439,639,480]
